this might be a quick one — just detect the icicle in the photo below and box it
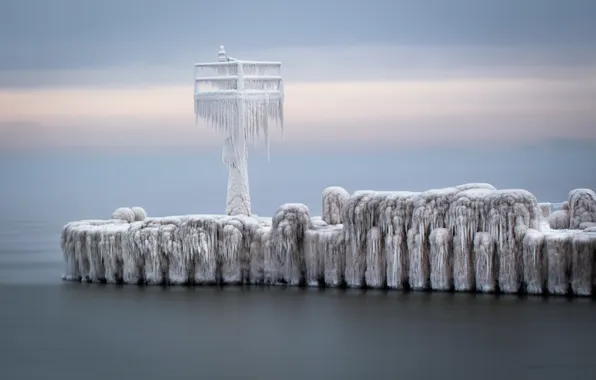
[571,232,596,296]
[71,225,88,282]
[322,225,345,287]
[380,192,417,289]
[473,232,496,292]
[86,225,104,282]
[249,227,269,284]
[220,222,244,284]
[304,229,323,286]
[121,222,145,284]
[101,224,129,284]
[407,227,430,290]
[262,228,276,284]
[522,229,546,294]
[365,227,384,288]
[141,226,162,285]
[409,187,462,290]
[545,231,574,295]
[271,204,312,285]
[343,191,375,288]
[185,216,219,285]
[486,189,541,293]
[429,228,453,291]
[61,222,82,281]
[447,189,494,291]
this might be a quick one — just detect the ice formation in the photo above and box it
[568,189,596,229]
[269,204,312,285]
[61,184,596,297]
[112,208,136,223]
[322,186,349,225]
[429,228,453,291]
[131,207,148,221]
[194,46,284,216]
[58,46,596,297]
[522,229,546,294]
[539,202,552,219]
[548,190,596,231]
[549,209,570,229]
[448,188,493,291]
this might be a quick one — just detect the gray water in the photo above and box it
[1,146,596,379]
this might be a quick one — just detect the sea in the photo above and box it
[1,144,596,379]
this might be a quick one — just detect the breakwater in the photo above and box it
[60,183,596,296]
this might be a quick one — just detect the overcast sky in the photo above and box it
[1,0,595,150]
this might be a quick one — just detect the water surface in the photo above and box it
[1,148,596,379]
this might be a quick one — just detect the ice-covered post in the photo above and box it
[194,46,284,215]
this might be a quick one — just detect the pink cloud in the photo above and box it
[1,76,595,150]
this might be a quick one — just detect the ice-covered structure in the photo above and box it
[194,46,284,216]
[59,47,596,297]
[61,185,596,296]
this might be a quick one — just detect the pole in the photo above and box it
[221,49,251,216]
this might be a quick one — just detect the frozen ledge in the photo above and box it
[60,184,596,296]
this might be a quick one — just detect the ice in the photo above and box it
[61,182,596,297]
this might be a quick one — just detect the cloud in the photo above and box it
[1,0,595,73]
[1,44,595,89]
[1,76,595,151]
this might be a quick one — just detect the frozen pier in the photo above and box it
[61,185,596,297]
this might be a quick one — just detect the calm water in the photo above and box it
[1,147,596,379]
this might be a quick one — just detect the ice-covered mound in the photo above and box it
[61,184,596,297]
[549,189,596,230]
[322,186,349,225]
[111,207,147,222]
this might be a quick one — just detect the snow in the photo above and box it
[473,232,496,292]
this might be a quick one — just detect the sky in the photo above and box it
[1,0,596,151]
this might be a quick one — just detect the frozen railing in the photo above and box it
[194,46,284,100]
